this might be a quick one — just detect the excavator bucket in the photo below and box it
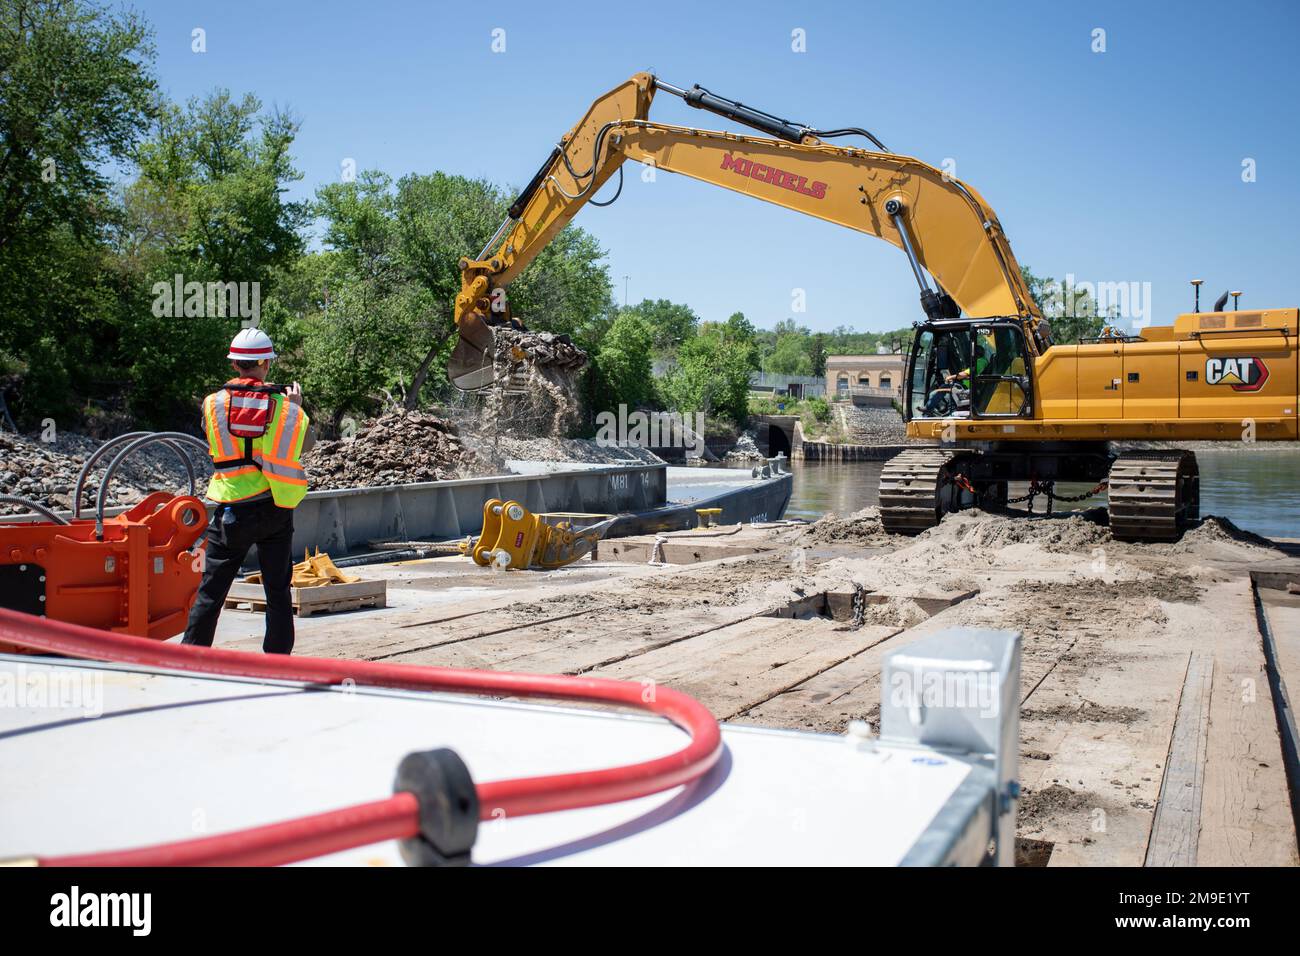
[449,315,589,394]
[448,312,502,393]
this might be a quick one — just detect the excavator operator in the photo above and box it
[924,335,992,416]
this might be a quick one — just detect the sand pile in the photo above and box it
[304,411,477,490]
[1154,515,1282,556]
[795,507,898,547]
[914,509,1112,554]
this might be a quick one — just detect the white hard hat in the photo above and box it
[227,328,277,362]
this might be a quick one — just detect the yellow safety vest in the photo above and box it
[202,383,309,508]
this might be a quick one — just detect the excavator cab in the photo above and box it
[905,319,1034,421]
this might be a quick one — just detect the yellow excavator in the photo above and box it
[449,73,1298,541]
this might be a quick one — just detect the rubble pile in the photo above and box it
[462,433,662,470]
[304,411,477,490]
[725,430,766,462]
[482,329,586,438]
[0,430,209,516]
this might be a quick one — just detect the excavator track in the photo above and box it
[1107,451,1200,542]
[879,448,973,535]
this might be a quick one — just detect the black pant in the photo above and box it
[183,498,296,654]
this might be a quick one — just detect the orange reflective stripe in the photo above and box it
[212,392,241,460]
[268,395,289,459]
[270,397,303,462]
[203,396,221,457]
[284,405,304,460]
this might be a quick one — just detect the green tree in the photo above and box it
[0,0,156,253]
[0,0,157,425]
[725,311,760,369]
[659,319,756,427]
[621,298,698,353]
[121,89,309,425]
[807,332,827,377]
[589,311,654,414]
[764,333,812,376]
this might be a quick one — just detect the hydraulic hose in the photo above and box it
[0,607,723,867]
[0,494,70,525]
[93,433,210,538]
[72,431,202,519]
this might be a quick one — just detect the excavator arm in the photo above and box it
[449,73,1041,391]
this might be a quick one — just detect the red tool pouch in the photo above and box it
[221,382,284,462]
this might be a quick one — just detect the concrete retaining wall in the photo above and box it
[795,442,909,462]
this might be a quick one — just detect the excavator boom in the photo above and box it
[449,73,1039,391]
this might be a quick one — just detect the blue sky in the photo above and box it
[138,0,1299,333]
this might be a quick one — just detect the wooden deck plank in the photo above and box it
[1259,587,1300,726]
[737,600,1057,734]
[1144,652,1213,866]
[1016,623,1187,867]
[733,626,900,731]
[380,604,764,673]
[589,616,889,721]
[1195,577,1298,866]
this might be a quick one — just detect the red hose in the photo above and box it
[0,608,722,866]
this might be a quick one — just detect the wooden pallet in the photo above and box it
[224,579,387,618]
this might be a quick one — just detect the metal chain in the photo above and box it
[1048,481,1109,503]
[849,583,865,629]
[945,475,1108,507]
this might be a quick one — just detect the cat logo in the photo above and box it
[1205,356,1269,392]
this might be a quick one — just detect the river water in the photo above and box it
[785,448,1300,540]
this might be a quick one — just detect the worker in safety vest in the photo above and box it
[182,328,310,654]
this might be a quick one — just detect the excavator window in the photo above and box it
[910,329,969,419]
[971,325,1032,417]
[908,323,1032,420]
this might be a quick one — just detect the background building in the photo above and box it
[826,353,906,403]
